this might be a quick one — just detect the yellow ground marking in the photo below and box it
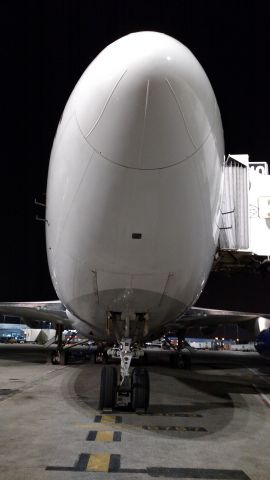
[76,423,111,429]
[75,422,140,432]
[145,425,186,431]
[100,415,117,423]
[86,453,111,472]
[96,431,114,442]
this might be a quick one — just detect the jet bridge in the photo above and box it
[216,155,270,270]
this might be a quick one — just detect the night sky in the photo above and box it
[0,1,270,312]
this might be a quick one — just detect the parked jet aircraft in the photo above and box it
[1,32,270,410]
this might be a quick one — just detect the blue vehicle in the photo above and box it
[255,328,270,359]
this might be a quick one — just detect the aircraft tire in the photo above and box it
[131,367,150,412]
[169,353,179,368]
[59,350,68,365]
[51,350,60,365]
[182,353,191,369]
[143,352,148,365]
[89,352,96,363]
[99,366,117,410]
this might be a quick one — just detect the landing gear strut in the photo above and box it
[166,331,192,369]
[51,324,67,365]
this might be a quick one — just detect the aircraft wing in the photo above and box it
[0,301,269,336]
[176,306,270,329]
[0,301,71,328]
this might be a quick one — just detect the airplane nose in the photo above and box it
[75,32,215,169]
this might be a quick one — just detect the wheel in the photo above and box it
[59,350,68,365]
[182,353,191,369]
[89,352,96,363]
[99,366,117,410]
[143,352,148,365]
[95,352,104,364]
[169,352,191,369]
[169,353,179,368]
[131,367,150,412]
[102,349,109,364]
[51,350,60,365]
[51,350,68,365]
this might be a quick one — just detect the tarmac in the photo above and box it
[0,344,270,480]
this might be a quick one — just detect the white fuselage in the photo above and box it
[46,32,224,340]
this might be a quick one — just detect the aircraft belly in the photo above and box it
[66,287,186,340]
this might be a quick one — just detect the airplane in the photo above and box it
[1,31,270,411]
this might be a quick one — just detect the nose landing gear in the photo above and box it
[99,337,149,412]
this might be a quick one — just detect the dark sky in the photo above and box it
[0,0,270,310]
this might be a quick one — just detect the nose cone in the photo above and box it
[75,32,216,169]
